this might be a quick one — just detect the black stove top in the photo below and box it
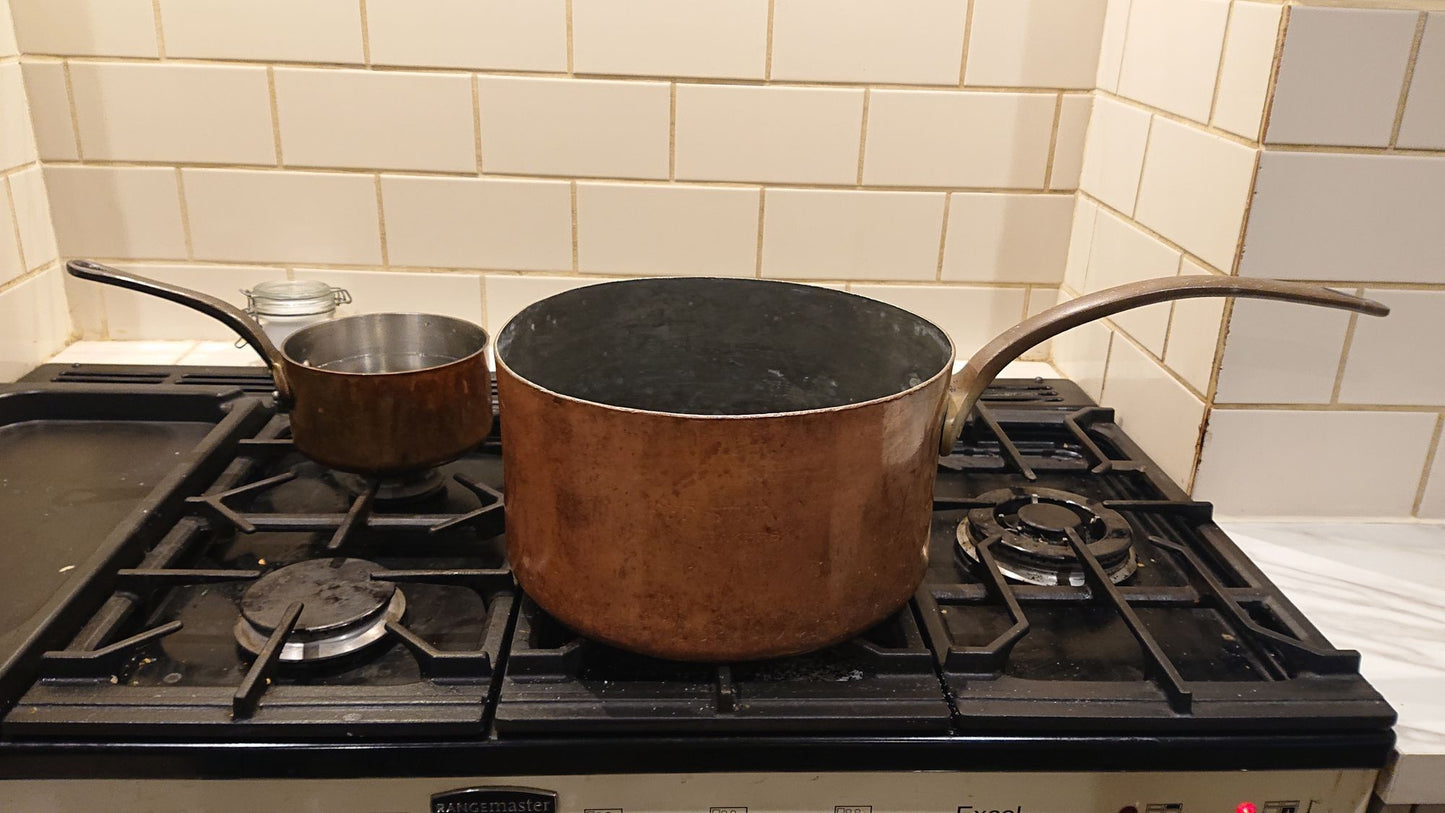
[0,364,1395,779]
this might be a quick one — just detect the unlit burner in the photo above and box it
[332,468,448,503]
[957,487,1137,587]
[235,558,405,662]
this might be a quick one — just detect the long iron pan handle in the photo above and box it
[939,276,1390,455]
[66,259,292,400]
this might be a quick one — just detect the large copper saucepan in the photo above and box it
[68,260,492,475]
[496,275,1387,662]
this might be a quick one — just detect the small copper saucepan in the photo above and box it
[495,275,1388,662]
[68,260,492,475]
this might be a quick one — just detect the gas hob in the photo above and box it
[0,364,1395,813]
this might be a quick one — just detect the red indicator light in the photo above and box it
[1236,803,1258,813]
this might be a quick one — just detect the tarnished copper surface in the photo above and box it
[286,356,492,475]
[498,362,949,662]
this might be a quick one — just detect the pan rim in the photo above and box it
[281,311,491,378]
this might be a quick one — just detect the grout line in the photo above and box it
[1228,145,1264,276]
[754,188,767,277]
[1156,254,1187,363]
[3,177,29,271]
[151,0,167,59]
[358,0,371,67]
[764,0,775,81]
[1390,12,1429,148]
[1127,114,1155,219]
[957,0,976,86]
[1329,297,1363,404]
[1204,296,1235,405]
[1205,0,1235,127]
[934,192,951,281]
[266,67,284,167]
[175,167,194,260]
[373,174,389,267]
[472,74,483,174]
[1079,189,1230,277]
[855,88,870,185]
[565,0,574,75]
[1042,92,1063,188]
[668,82,677,181]
[1256,3,1290,145]
[61,60,84,161]
[1096,88,1261,151]
[0,259,63,298]
[569,180,579,271]
[1412,412,1445,516]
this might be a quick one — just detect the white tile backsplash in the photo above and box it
[484,274,623,333]
[964,0,1108,90]
[159,0,365,64]
[1094,0,1132,93]
[0,267,71,382]
[1211,2,1283,140]
[1240,152,1445,283]
[296,269,484,327]
[46,166,186,261]
[183,169,382,265]
[577,183,760,278]
[1100,333,1206,487]
[98,263,286,341]
[1083,210,1179,355]
[848,283,1027,359]
[0,185,23,286]
[1195,409,1436,516]
[380,176,572,271]
[1133,116,1257,271]
[761,189,945,281]
[1416,428,1445,520]
[1162,258,1226,396]
[20,61,78,162]
[1050,301,1113,400]
[0,64,37,172]
[9,0,157,57]
[1398,13,1445,151]
[0,1,16,58]
[478,76,670,180]
[1116,0,1230,124]
[675,84,864,185]
[941,193,1072,284]
[1062,198,1097,294]
[275,69,475,173]
[1338,289,1445,407]
[1078,96,1151,214]
[9,166,56,271]
[572,0,767,80]
[366,0,566,72]
[770,0,968,85]
[1267,6,1418,148]
[862,90,1056,189]
[70,62,275,165]
[1213,297,1352,405]
[1050,95,1092,190]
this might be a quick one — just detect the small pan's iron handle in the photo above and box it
[938,276,1390,455]
[66,259,293,401]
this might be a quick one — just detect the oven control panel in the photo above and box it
[0,769,1375,812]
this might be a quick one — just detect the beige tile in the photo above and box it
[761,189,945,281]
[275,69,474,173]
[478,76,670,180]
[941,193,1072,283]
[10,0,157,57]
[1212,2,1283,140]
[45,166,186,261]
[62,269,103,338]
[70,62,274,165]
[1213,297,1351,405]
[0,185,23,286]
[1267,7,1417,147]
[484,274,623,332]
[965,0,1107,89]
[770,0,967,85]
[0,1,16,57]
[1078,96,1150,214]
[1062,198,1097,293]
[1134,117,1256,271]
[1050,95,1091,190]
[8,167,56,271]
[183,169,381,265]
[1095,0,1132,93]
[1398,13,1445,150]
[1194,409,1435,516]
[577,183,759,277]
[1240,152,1445,283]
[367,0,565,72]
[21,61,78,161]
[1084,210,1179,356]
[849,284,1027,359]
[573,0,767,79]
[0,64,37,172]
[1339,289,1445,407]
[380,176,572,271]
[295,269,484,327]
[1416,431,1445,519]
[675,84,863,185]
[1162,259,1226,395]
[1050,292,1113,401]
[1020,285,1059,361]
[863,90,1055,189]
[159,0,364,63]
[0,268,71,382]
[1100,333,1206,487]
[98,263,287,341]
[1117,0,1230,124]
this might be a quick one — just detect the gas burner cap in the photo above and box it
[235,558,405,662]
[957,487,1138,587]
[332,468,447,503]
